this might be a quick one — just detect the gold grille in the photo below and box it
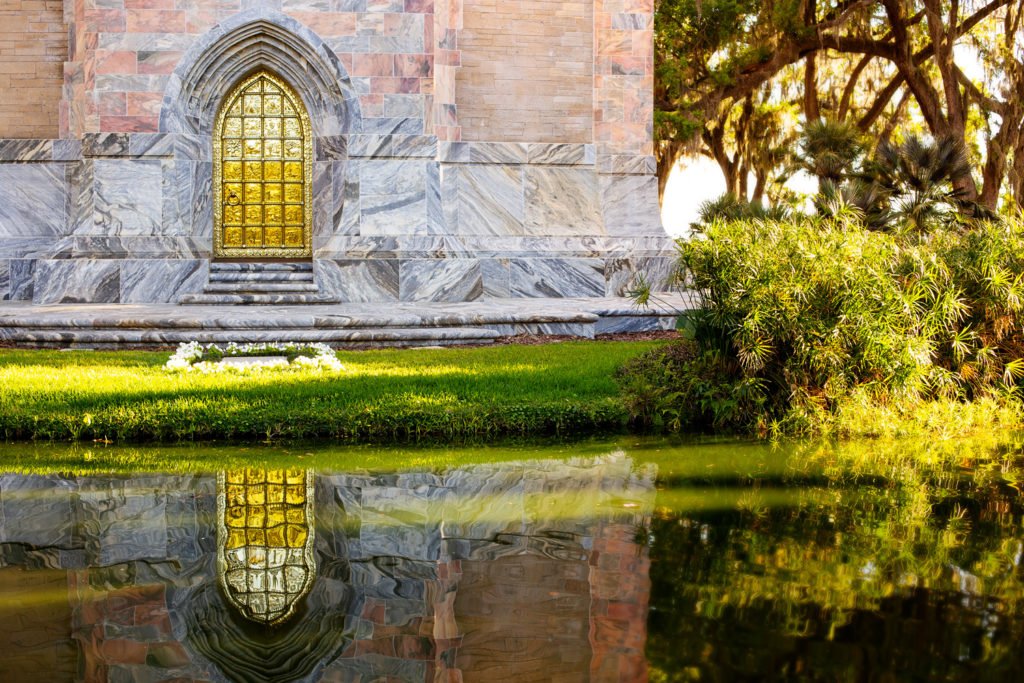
[217,468,316,625]
[214,71,313,258]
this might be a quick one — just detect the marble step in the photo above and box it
[203,283,320,293]
[210,262,313,272]
[208,272,315,283]
[1,326,500,348]
[180,293,340,305]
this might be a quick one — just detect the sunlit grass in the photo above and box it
[0,342,662,443]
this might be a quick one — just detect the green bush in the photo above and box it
[620,215,1024,436]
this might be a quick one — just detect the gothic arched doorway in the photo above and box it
[213,70,313,258]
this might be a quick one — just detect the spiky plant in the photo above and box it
[860,135,976,234]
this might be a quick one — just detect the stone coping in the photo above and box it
[0,294,691,329]
[0,136,654,172]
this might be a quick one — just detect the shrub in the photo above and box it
[620,214,1024,435]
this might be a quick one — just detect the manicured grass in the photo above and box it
[0,342,661,443]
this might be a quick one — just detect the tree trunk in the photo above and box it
[804,55,820,122]
[656,140,685,207]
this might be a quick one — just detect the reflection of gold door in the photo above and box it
[217,468,316,625]
[214,71,312,258]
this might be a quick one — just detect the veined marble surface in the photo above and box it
[0,293,694,347]
[0,164,67,238]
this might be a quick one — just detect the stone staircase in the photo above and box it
[179,262,339,305]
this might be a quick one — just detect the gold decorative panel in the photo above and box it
[217,468,316,625]
[214,71,312,258]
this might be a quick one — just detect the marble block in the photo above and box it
[510,258,605,298]
[316,259,399,302]
[0,260,7,301]
[400,259,482,302]
[360,191,428,235]
[455,165,525,235]
[605,257,679,296]
[0,164,67,237]
[524,167,602,236]
[600,175,664,237]
[33,259,120,304]
[92,159,163,235]
[360,159,427,196]
[7,259,35,301]
[121,259,208,303]
[481,258,511,298]
[0,475,74,549]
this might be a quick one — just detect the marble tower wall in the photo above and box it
[0,0,671,304]
[0,0,66,139]
[457,0,593,143]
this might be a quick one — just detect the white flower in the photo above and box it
[163,341,343,374]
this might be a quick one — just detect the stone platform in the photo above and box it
[0,294,692,349]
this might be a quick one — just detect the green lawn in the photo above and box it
[0,342,661,443]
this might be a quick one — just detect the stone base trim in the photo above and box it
[0,294,692,348]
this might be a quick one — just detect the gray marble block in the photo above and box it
[481,258,511,298]
[33,259,121,304]
[605,256,679,296]
[524,167,602,236]
[600,175,664,237]
[92,159,163,235]
[317,259,399,302]
[120,259,208,303]
[0,164,67,238]
[7,259,35,301]
[400,259,483,302]
[456,165,525,235]
[510,258,606,298]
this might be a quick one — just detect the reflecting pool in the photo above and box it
[0,435,1022,681]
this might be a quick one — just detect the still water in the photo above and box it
[0,435,1022,682]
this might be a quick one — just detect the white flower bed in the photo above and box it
[164,341,343,374]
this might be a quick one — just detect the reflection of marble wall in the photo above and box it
[0,454,654,682]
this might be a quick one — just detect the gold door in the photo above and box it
[214,71,313,258]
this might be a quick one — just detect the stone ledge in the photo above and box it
[0,294,690,348]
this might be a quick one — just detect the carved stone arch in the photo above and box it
[160,9,356,249]
[160,8,361,138]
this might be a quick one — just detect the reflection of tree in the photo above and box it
[646,438,1024,681]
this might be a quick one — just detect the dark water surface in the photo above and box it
[1,436,1022,682]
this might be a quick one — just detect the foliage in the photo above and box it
[655,0,1024,213]
[620,214,1024,435]
[692,192,791,229]
[0,342,660,443]
[858,134,979,231]
[646,433,1024,680]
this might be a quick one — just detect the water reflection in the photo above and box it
[0,453,654,682]
[2,437,1024,681]
[218,468,316,625]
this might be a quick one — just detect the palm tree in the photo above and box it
[788,119,866,216]
[860,135,976,233]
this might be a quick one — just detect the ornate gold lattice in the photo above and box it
[213,71,313,258]
[217,468,316,625]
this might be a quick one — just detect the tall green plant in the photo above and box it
[622,215,1024,435]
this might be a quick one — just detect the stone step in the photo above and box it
[0,326,499,348]
[179,293,340,305]
[208,272,315,283]
[210,262,313,272]
[204,283,320,293]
